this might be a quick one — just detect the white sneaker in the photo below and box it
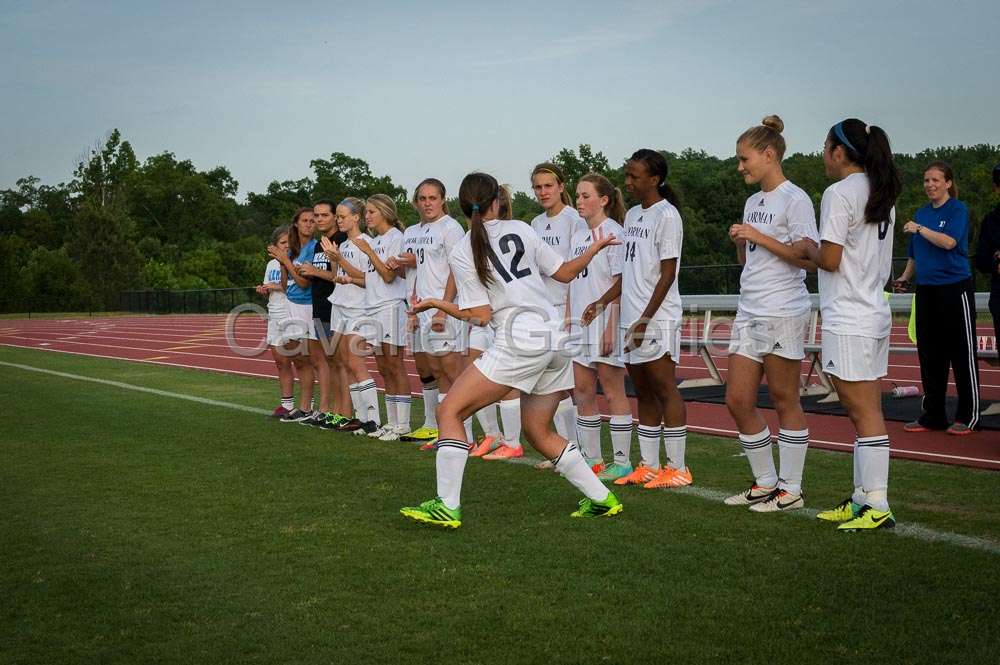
[723,484,776,506]
[379,426,406,441]
[749,489,803,513]
[368,425,391,439]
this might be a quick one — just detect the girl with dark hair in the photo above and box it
[257,225,296,418]
[895,161,980,435]
[350,195,412,440]
[270,208,318,422]
[400,172,621,528]
[528,162,588,468]
[793,118,902,531]
[322,198,382,434]
[296,200,352,430]
[568,174,632,479]
[724,116,819,513]
[583,149,691,491]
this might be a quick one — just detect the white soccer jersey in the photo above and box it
[569,218,624,322]
[413,215,466,303]
[364,227,408,309]
[620,200,683,326]
[738,181,819,318]
[263,259,288,317]
[531,206,587,307]
[328,236,368,309]
[450,219,565,351]
[818,172,895,338]
[399,222,424,302]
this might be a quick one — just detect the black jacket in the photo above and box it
[975,203,1000,291]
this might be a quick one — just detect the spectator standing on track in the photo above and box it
[724,116,819,513]
[793,117,902,531]
[258,225,296,418]
[974,164,1000,348]
[296,200,351,430]
[895,161,980,435]
[270,208,318,422]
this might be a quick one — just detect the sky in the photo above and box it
[1,0,998,199]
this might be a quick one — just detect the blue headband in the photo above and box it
[471,204,480,213]
[339,198,360,214]
[833,122,860,156]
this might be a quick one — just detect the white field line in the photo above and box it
[3,357,999,556]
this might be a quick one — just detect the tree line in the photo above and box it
[1,130,998,313]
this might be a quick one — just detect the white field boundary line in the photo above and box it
[4,343,998,468]
[3,358,999,557]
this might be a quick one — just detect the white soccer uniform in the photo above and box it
[450,219,573,394]
[569,218,625,367]
[619,200,683,364]
[328,236,369,336]
[730,181,819,363]
[818,172,895,381]
[263,259,292,346]
[531,206,588,309]
[356,227,408,347]
[411,215,467,354]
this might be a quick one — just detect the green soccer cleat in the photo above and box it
[838,505,896,531]
[400,497,462,529]
[400,426,439,442]
[597,462,633,482]
[816,497,863,523]
[571,492,624,518]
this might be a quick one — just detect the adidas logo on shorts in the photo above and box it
[826,360,835,368]
[773,342,782,350]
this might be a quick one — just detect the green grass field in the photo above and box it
[1,345,999,664]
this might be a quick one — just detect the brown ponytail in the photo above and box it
[827,118,902,225]
[459,172,501,287]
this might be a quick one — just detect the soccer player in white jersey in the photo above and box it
[467,183,519,459]
[391,179,471,449]
[723,116,819,513]
[400,172,623,528]
[349,194,411,441]
[583,149,692,490]
[388,179,448,444]
[321,198,382,435]
[257,225,296,418]
[529,162,588,468]
[568,174,634,480]
[792,118,902,531]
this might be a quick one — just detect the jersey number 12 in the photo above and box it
[488,234,532,283]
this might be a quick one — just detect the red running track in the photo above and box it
[1,314,997,470]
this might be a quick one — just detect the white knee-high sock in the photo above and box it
[856,435,891,511]
[852,439,866,506]
[576,415,603,462]
[436,439,469,510]
[349,382,364,420]
[357,379,381,425]
[475,403,502,439]
[395,394,411,432]
[421,380,439,428]
[553,442,609,501]
[777,428,809,495]
[739,428,777,487]
[609,415,633,467]
[663,425,687,470]
[500,399,522,449]
[636,424,661,468]
[556,397,579,445]
[384,395,398,428]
